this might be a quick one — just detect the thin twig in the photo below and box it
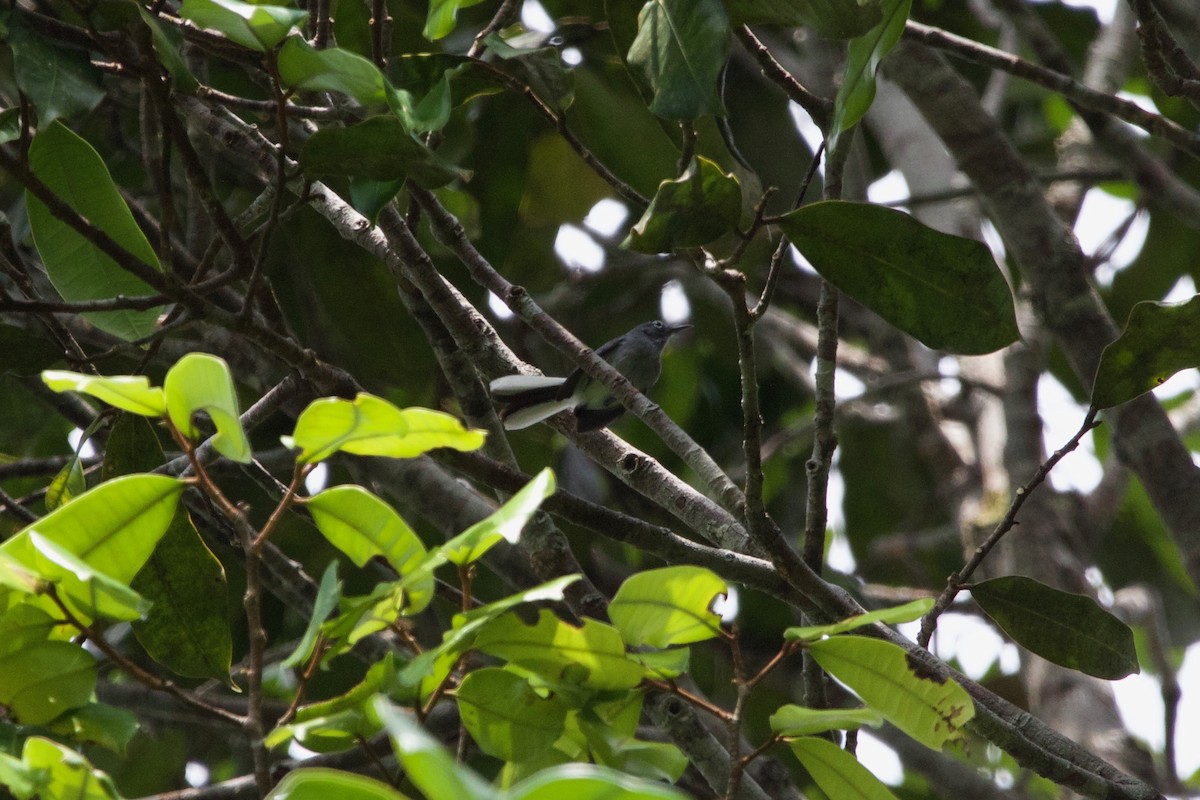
[917,407,1101,648]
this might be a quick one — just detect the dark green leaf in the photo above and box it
[625,157,741,252]
[131,511,233,682]
[7,19,104,124]
[47,702,140,754]
[300,116,469,187]
[138,8,200,92]
[779,200,1019,354]
[281,562,341,669]
[725,0,883,38]
[829,0,910,151]
[1091,296,1200,409]
[278,38,388,105]
[627,0,730,120]
[485,27,575,111]
[970,575,1139,680]
[26,122,164,342]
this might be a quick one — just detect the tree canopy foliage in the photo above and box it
[2,0,1200,799]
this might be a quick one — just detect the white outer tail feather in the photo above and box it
[488,375,566,395]
[502,398,576,430]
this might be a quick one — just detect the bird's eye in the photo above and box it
[653,321,664,330]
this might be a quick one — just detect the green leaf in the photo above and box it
[787,736,900,800]
[626,647,690,679]
[970,575,1139,680]
[474,609,646,690]
[306,485,434,613]
[300,116,469,187]
[47,702,140,754]
[423,0,486,40]
[578,718,688,783]
[779,201,1018,354]
[627,0,730,120]
[0,751,41,799]
[828,0,911,151]
[0,553,43,597]
[372,697,493,800]
[284,393,486,464]
[21,737,120,800]
[26,122,163,342]
[1091,296,1200,409]
[131,511,234,682]
[808,636,973,750]
[7,18,104,124]
[784,598,933,642]
[42,371,167,417]
[179,0,307,51]
[137,7,200,92]
[485,27,575,112]
[507,764,690,800]
[278,38,388,105]
[28,533,152,621]
[0,641,96,725]
[609,565,726,647]
[725,0,883,38]
[769,704,884,737]
[1,474,185,604]
[455,668,569,762]
[348,177,407,223]
[439,467,555,566]
[282,561,342,669]
[0,605,58,657]
[45,455,86,512]
[624,157,741,253]
[264,768,408,800]
[269,655,399,751]
[164,353,251,463]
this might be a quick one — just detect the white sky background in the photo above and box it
[531,0,1198,788]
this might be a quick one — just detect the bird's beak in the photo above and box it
[667,323,693,336]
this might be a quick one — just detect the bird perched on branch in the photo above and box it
[489,320,692,431]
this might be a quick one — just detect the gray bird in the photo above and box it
[489,320,692,431]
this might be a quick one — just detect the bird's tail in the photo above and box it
[489,375,573,430]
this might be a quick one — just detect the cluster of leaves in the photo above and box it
[3,0,1199,797]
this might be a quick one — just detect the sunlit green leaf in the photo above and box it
[28,533,151,622]
[474,609,645,690]
[779,201,1018,354]
[507,763,690,800]
[970,575,1139,680]
[455,668,569,762]
[372,698,493,800]
[21,737,120,800]
[0,641,96,725]
[423,0,486,40]
[808,636,973,750]
[284,393,485,464]
[784,598,933,642]
[179,0,307,51]
[788,735,900,800]
[609,565,726,647]
[769,704,884,737]
[47,702,140,754]
[264,768,409,800]
[42,371,167,418]
[164,353,251,463]
[438,467,555,566]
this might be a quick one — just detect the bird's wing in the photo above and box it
[489,375,566,395]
